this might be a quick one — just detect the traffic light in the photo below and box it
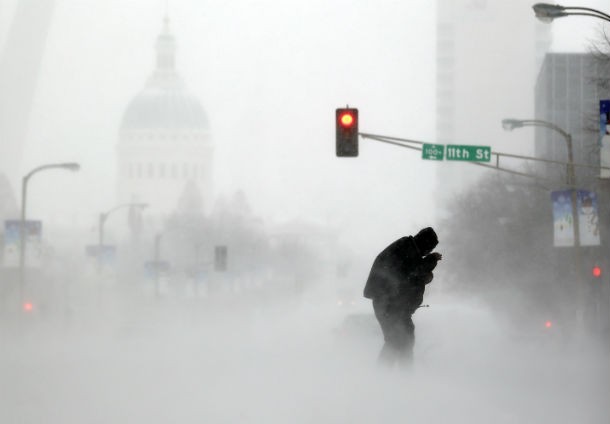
[336,107,358,157]
[214,245,227,272]
[592,265,602,279]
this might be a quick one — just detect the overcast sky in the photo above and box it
[1,0,608,251]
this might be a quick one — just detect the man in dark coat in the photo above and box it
[363,227,441,366]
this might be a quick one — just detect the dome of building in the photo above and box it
[121,85,209,131]
[116,17,214,218]
[119,18,209,132]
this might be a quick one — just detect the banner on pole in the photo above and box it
[144,260,170,280]
[600,100,610,178]
[551,190,600,247]
[85,244,117,267]
[577,190,600,246]
[551,190,574,247]
[2,220,42,267]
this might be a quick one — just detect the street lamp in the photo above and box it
[503,118,599,324]
[502,118,582,263]
[501,119,575,185]
[98,202,148,267]
[20,162,80,295]
[532,3,610,23]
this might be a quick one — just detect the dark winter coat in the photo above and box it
[363,236,438,314]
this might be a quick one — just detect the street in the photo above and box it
[2,282,608,424]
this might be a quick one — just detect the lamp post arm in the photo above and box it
[98,202,147,249]
[24,162,80,182]
[563,11,610,22]
[506,120,575,185]
[24,164,60,181]
[516,120,571,141]
[564,6,610,21]
[103,203,135,218]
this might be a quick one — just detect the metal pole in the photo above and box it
[16,163,79,306]
[98,213,106,274]
[566,134,579,248]
[95,203,146,274]
[99,213,105,247]
[19,175,28,303]
[154,233,161,297]
[564,133,587,326]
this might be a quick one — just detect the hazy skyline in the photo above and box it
[1,0,608,252]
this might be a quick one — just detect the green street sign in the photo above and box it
[422,143,445,160]
[446,144,491,162]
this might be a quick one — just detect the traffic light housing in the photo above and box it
[336,107,358,157]
[215,245,227,272]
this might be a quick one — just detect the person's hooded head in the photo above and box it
[414,227,438,256]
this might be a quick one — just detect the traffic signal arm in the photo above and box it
[358,132,610,189]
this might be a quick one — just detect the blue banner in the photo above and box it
[551,190,574,247]
[85,244,116,266]
[144,261,170,280]
[601,100,610,178]
[578,190,600,246]
[551,190,600,247]
[3,220,42,267]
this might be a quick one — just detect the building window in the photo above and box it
[137,163,142,179]
[159,163,166,179]
[148,163,154,178]
[172,163,178,179]
[183,163,188,179]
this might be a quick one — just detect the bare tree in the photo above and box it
[589,29,610,91]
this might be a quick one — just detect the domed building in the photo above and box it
[116,18,213,216]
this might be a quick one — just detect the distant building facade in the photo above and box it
[435,0,551,196]
[116,18,213,216]
[534,53,610,185]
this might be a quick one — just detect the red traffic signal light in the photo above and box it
[592,265,602,278]
[339,111,355,128]
[336,107,358,157]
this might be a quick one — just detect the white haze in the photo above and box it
[2,274,609,423]
[1,1,609,423]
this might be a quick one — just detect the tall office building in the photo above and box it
[436,0,551,197]
[535,52,610,325]
[535,53,610,186]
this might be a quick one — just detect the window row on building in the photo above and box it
[123,132,206,141]
[126,162,206,180]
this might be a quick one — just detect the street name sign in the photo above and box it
[446,144,491,162]
[422,143,445,160]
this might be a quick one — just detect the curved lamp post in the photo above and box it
[502,117,600,324]
[20,162,80,295]
[502,118,582,259]
[99,203,148,247]
[502,118,577,235]
[98,202,148,270]
[97,203,148,272]
[532,3,610,23]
